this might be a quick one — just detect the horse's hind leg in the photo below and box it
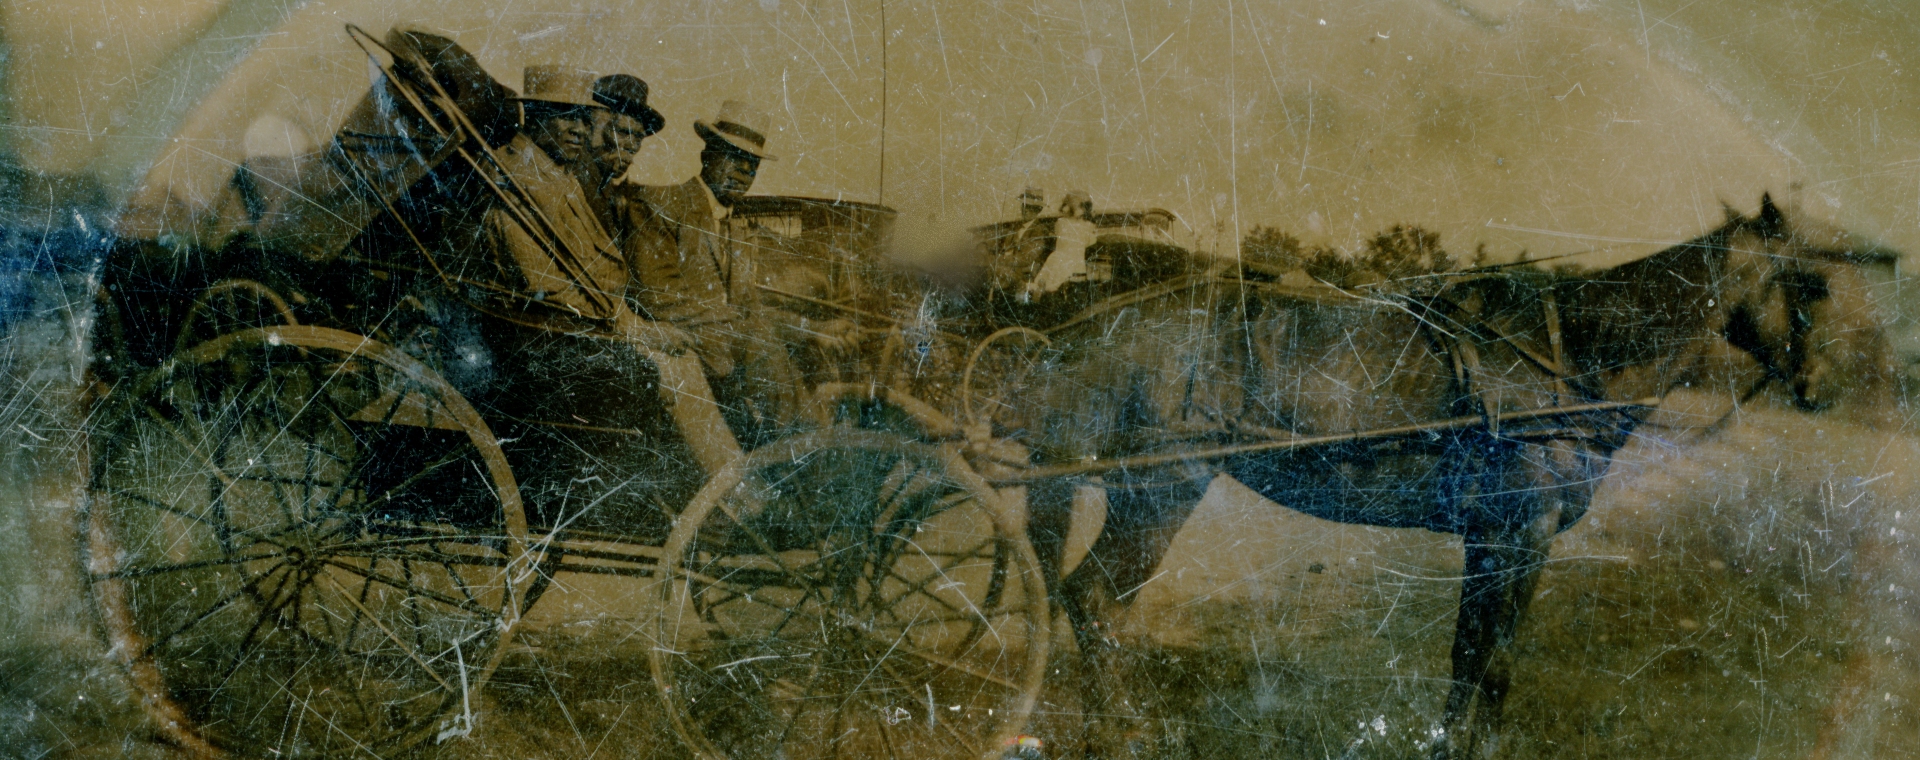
[1028,477,1210,756]
[1434,507,1560,760]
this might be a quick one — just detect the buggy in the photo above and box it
[82,26,1050,760]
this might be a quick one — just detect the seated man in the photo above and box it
[478,66,741,484]
[481,65,630,319]
[616,100,848,444]
[983,189,1099,302]
[580,73,666,230]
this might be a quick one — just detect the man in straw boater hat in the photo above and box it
[621,100,847,444]
[487,65,626,314]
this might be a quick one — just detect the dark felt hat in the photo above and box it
[592,74,665,136]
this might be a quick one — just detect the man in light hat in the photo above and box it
[485,65,628,312]
[620,100,835,442]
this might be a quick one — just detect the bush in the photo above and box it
[1241,224,1460,287]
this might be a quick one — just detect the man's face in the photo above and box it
[591,111,649,185]
[525,105,593,169]
[699,146,761,206]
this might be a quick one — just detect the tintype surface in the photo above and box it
[2,2,1919,759]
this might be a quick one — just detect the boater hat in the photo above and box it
[694,100,778,160]
[520,65,601,109]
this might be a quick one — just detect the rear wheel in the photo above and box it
[650,430,1050,760]
[84,326,536,757]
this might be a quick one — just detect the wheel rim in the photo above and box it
[85,326,533,757]
[651,431,1050,760]
[173,279,301,354]
[960,327,1052,431]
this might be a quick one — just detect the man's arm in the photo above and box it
[619,185,743,376]
[621,187,739,327]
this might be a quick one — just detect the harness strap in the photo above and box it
[1444,326,1500,435]
[1541,286,1574,404]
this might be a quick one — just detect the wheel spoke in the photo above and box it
[704,503,828,596]
[877,535,999,614]
[93,549,287,582]
[361,440,478,514]
[99,487,222,532]
[313,571,460,696]
[217,564,317,688]
[135,561,290,660]
[321,558,498,619]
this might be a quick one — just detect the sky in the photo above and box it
[2,0,1917,266]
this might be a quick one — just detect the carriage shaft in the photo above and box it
[988,397,1658,484]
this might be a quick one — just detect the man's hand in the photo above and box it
[616,312,697,356]
[785,317,861,362]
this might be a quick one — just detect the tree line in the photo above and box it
[1241,224,1509,286]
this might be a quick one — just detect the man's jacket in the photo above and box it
[483,134,630,322]
[618,176,750,375]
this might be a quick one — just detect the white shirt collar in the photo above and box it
[696,178,731,221]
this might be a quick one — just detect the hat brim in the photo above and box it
[519,95,601,109]
[600,101,666,137]
[695,121,778,160]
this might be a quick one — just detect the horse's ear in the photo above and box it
[1722,202,1742,225]
[1758,192,1787,236]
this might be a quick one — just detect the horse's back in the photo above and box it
[1026,280,1458,454]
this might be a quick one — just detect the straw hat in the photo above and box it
[694,100,778,160]
[520,65,600,108]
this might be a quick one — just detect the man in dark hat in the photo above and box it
[576,73,666,238]
[585,73,665,191]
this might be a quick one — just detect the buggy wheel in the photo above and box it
[173,279,301,353]
[961,327,1052,431]
[650,430,1051,760]
[84,326,536,758]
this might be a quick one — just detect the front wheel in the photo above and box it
[650,430,1051,760]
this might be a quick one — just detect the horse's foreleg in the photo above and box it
[1029,477,1209,756]
[1435,505,1560,760]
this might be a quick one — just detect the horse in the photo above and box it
[1001,195,1897,758]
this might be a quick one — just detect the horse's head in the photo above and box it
[1719,194,1898,411]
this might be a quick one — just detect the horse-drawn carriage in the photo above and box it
[79,23,1894,760]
